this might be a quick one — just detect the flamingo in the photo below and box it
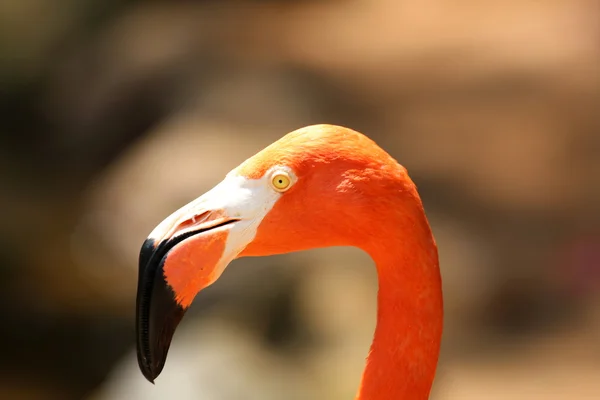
[136,124,443,400]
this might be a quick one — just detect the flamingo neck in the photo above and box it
[355,213,443,400]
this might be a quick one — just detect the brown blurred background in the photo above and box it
[1,0,600,399]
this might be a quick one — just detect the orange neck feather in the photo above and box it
[356,210,442,400]
[245,177,443,399]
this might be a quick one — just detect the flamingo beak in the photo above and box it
[135,200,240,383]
[134,171,285,383]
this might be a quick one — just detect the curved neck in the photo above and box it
[356,210,443,400]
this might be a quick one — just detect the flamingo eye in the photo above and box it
[270,172,292,192]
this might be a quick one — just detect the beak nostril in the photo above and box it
[177,211,212,232]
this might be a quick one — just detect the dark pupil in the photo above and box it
[278,180,283,183]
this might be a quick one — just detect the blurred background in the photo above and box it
[1,0,600,399]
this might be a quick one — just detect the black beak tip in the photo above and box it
[137,348,160,384]
[136,237,188,384]
[139,363,156,384]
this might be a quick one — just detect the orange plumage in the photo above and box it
[136,124,443,399]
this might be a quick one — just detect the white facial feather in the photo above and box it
[147,165,296,283]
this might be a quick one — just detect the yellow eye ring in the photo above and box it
[271,172,292,192]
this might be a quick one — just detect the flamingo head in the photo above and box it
[135,124,414,382]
